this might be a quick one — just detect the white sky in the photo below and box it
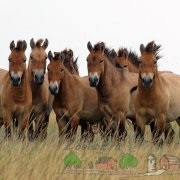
[0,0,180,76]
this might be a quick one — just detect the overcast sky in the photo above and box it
[0,0,180,76]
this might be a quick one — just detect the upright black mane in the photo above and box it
[128,50,140,68]
[93,42,116,65]
[143,41,162,60]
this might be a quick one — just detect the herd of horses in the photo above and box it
[0,39,180,145]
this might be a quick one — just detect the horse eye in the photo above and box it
[45,56,47,60]
[8,58,12,62]
[47,68,50,71]
[154,61,157,64]
[124,65,128,68]
[23,59,26,63]
[30,55,33,60]
[61,69,64,72]
[100,60,103,63]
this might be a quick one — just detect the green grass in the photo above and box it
[0,112,179,180]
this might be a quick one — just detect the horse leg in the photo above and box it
[27,112,34,141]
[56,115,70,139]
[164,122,175,144]
[70,114,80,141]
[135,113,145,144]
[39,113,50,140]
[0,118,4,128]
[18,111,30,140]
[2,110,11,138]
[80,122,94,142]
[118,113,127,141]
[153,113,166,145]
[176,117,180,138]
[34,114,44,139]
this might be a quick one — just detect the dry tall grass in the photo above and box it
[0,112,179,180]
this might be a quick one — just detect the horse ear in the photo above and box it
[22,40,27,51]
[43,39,49,49]
[110,49,117,58]
[68,49,73,58]
[87,41,93,52]
[60,53,65,62]
[140,44,145,53]
[30,38,35,49]
[124,48,128,58]
[99,42,105,53]
[10,40,15,51]
[48,51,53,61]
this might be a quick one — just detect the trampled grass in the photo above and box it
[0,112,179,180]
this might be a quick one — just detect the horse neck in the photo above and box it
[138,71,162,97]
[97,57,124,96]
[27,60,34,83]
[56,68,75,99]
[11,71,28,100]
[127,61,139,73]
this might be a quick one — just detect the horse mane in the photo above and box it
[127,50,140,68]
[144,41,162,60]
[54,52,61,60]
[117,48,140,68]
[15,40,25,50]
[61,49,79,74]
[93,42,116,65]
[73,57,79,74]
[35,39,44,47]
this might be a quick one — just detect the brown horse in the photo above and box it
[47,51,104,140]
[27,38,53,139]
[133,41,171,144]
[61,49,79,75]
[87,42,138,140]
[0,69,8,128]
[0,40,32,138]
[114,48,139,73]
[114,48,176,143]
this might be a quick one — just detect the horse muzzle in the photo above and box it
[10,73,22,86]
[141,76,153,88]
[34,73,44,85]
[49,82,59,95]
[88,73,100,87]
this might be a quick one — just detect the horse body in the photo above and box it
[47,51,104,139]
[87,42,138,139]
[160,72,180,122]
[27,38,52,139]
[1,40,32,138]
[0,68,7,127]
[133,41,171,144]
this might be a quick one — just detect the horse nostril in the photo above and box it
[35,74,38,80]
[17,77,21,82]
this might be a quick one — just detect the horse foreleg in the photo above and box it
[18,111,30,140]
[0,118,3,128]
[164,122,175,144]
[2,110,11,138]
[56,115,70,138]
[70,114,80,140]
[39,113,50,140]
[135,113,145,144]
[176,117,180,138]
[27,113,34,140]
[34,114,44,139]
[153,113,166,145]
[118,113,127,141]
[80,122,94,142]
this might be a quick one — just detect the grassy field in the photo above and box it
[0,112,179,180]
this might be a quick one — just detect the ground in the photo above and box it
[0,112,179,180]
